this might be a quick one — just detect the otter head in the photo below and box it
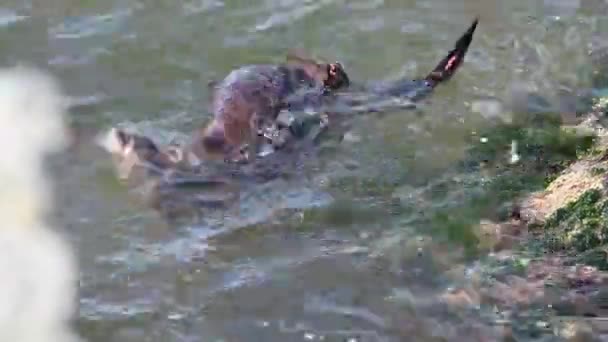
[97,128,180,180]
[324,62,349,90]
[286,49,350,91]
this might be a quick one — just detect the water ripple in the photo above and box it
[49,9,133,39]
[0,9,28,27]
[182,0,225,16]
[251,0,337,32]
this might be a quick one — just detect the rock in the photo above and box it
[440,286,481,309]
[472,219,526,253]
[519,159,605,225]
[485,275,545,307]
[343,159,360,170]
[555,319,595,342]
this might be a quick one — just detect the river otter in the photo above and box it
[98,18,479,220]
[102,18,479,179]
[97,127,183,181]
[186,54,350,165]
[274,17,480,146]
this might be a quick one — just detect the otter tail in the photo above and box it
[372,18,479,101]
[424,17,478,88]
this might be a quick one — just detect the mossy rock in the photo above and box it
[408,115,598,258]
[533,188,608,268]
[520,156,607,224]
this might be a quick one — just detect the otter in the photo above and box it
[97,18,479,219]
[102,18,479,179]
[185,53,350,165]
[273,17,480,146]
[167,17,479,165]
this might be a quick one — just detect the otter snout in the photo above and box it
[97,128,184,180]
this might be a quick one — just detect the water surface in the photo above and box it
[2,0,607,340]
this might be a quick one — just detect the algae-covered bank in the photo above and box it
[428,95,608,341]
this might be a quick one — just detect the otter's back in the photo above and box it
[212,65,284,122]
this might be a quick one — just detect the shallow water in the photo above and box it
[3,0,608,341]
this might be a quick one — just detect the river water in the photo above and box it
[2,0,607,341]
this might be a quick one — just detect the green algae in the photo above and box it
[535,188,608,269]
[422,115,597,257]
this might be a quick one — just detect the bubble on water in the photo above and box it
[304,332,316,340]
[168,312,184,321]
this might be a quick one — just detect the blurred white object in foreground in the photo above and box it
[0,66,78,342]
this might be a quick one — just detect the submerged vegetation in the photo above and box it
[423,112,597,257]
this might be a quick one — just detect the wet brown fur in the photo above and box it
[190,51,350,163]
